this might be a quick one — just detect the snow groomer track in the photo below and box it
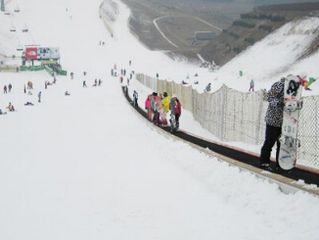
[122,87,319,196]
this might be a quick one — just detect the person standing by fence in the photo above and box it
[161,92,171,113]
[260,78,285,170]
[249,79,254,92]
[133,90,138,108]
[145,95,152,121]
[169,97,182,132]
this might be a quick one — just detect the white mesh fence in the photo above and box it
[297,96,319,170]
[136,73,319,171]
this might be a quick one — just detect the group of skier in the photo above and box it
[0,83,16,114]
[144,91,181,132]
[81,71,103,88]
[1,72,72,115]
[3,83,13,94]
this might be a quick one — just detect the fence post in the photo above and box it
[221,84,227,141]
[255,91,264,144]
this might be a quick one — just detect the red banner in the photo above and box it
[25,47,38,60]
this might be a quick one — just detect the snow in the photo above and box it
[0,0,319,239]
[205,17,319,96]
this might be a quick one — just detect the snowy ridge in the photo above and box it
[101,0,119,22]
[188,17,319,96]
[222,17,319,78]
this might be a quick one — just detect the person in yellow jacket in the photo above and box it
[161,92,171,113]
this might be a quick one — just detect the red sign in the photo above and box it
[25,47,38,60]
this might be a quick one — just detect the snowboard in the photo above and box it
[169,113,179,133]
[278,75,303,170]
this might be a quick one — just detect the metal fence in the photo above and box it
[136,73,319,172]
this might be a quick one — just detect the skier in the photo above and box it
[65,91,71,96]
[83,80,87,87]
[133,90,138,107]
[70,72,74,80]
[249,79,255,92]
[8,83,12,92]
[98,79,102,86]
[93,79,97,87]
[3,85,7,94]
[38,91,42,103]
[260,78,285,171]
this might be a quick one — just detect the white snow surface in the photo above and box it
[0,0,319,239]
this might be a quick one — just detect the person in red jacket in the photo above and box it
[169,97,182,131]
[174,98,181,128]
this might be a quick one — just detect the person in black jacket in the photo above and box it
[260,78,285,170]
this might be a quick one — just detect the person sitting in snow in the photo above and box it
[24,102,34,106]
[93,79,98,87]
[0,108,7,115]
[6,102,15,112]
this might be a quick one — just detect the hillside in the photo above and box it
[200,2,319,66]
[121,0,255,60]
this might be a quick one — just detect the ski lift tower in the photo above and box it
[1,0,5,12]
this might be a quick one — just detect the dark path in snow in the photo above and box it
[122,87,319,187]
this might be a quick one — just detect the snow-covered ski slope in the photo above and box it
[208,17,319,96]
[0,0,319,239]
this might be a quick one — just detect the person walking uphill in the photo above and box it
[260,78,285,170]
[38,91,42,103]
[249,79,254,92]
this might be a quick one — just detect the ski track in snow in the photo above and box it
[0,0,319,239]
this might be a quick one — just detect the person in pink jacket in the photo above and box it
[145,94,152,121]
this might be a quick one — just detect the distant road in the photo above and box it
[193,16,223,32]
[153,15,223,49]
[153,16,179,49]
